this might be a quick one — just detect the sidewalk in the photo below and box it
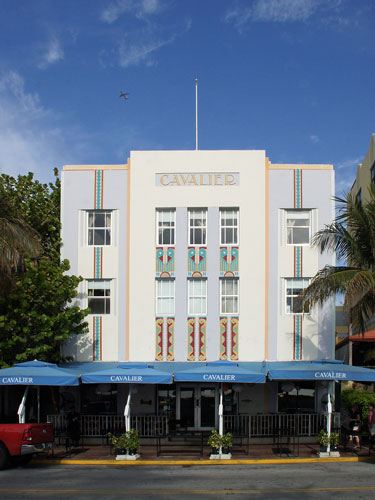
[33,442,375,465]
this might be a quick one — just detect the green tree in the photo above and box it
[0,170,88,366]
[0,169,60,262]
[300,185,375,333]
[0,196,41,292]
[0,259,88,367]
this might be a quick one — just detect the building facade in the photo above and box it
[336,133,375,367]
[61,150,335,422]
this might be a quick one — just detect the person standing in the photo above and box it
[348,404,361,450]
[368,403,375,449]
[67,407,81,448]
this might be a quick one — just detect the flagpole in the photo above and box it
[195,78,198,150]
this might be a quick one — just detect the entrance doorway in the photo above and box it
[177,385,217,430]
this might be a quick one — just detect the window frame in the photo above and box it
[87,210,112,247]
[371,162,375,184]
[285,210,311,246]
[188,208,207,246]
[285,277,310,315]
[220,208,239,246]
[156,278,175,316]
[188,278,207,316]
[220,278,239,315]
[156,209,176,246]
[87,279,111,315]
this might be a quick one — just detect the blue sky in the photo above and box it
[0,0,374,193]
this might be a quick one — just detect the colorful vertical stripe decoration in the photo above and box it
[219,317,228,360]
[187,317,196,361]
[293,168,303,360]
[166,318,175,361]
[93,316,102,361]
[94,170,103,209]
[198,318,207,361]
[230,317,239,360]
[155,318,164,361]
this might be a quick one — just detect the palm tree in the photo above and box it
[300,185,375,334]
[0,197,41,292]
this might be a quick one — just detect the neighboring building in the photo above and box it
[339,133,375,367]
[61,150,335,422]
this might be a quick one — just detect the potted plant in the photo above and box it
[317,429,329,452]
[221,432,232,454]
[207,430,221,454]
[329,432,339,451]
[127,429,140,455]
[107,432,129,455]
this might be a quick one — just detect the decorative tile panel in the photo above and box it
[155,317,164,361]
[187,247,207,277]
[230,317,239,360]
[166,318,175,361]
[156,247,175,277]
[219,247,239,277]
[187,317,196,361]
[93,316,102,361]
[219,317,228,360]
[94,170,103,209]
[293,315,302,360]
[94,247,103,278]
[198,318,207,361]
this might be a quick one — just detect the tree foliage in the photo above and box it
[0,259,88,368]
[300,185,375,333]
[0,170,88,367]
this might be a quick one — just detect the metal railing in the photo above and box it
[224,413,341,437]
[47,412,340,438]
[47,414,169,437]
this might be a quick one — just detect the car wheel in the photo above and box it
[0,444,9,470]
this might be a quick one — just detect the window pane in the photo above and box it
[94,213,105,227]
[88,298,105,314]
[88,214,94,228]
[94,229,105,245]
[88,230,93,245]
[294,228,309,244]
[105,230,111,245]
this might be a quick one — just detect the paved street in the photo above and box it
[1,462,375,499]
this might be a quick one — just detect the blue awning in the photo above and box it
[267,360,375,382]
[0,360,80,386]
[174,360,266,383]
[81,363,172,384]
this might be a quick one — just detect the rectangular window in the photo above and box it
[188,279,207,315]
[286,210,310,245]
[88,211,111,246]
[87,279,111,314]
[220,208,239,245]
[156,279,175,315]
[157,209,175,246]
[356,189,362,204]
[220,278,239,314]
[371,163,375,184]
[189,209,207,245]
[285,278,310,314]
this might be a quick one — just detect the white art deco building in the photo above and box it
[60,150,336,425]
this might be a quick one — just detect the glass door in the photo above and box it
[177,385,217,430]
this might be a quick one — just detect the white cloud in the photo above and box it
[335,156,362,170]
[38,38,64,69]
[0,71,89,182]
[310,134,319,143]
[224,0,344,30]
[334,156,363,195]
[118,34,176,68]
[100,0,163,24]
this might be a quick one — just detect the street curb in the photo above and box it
[33,456,375,466]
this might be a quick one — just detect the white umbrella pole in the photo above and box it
[326,382,333,454]
[124,386,132,432]
[17,386,30,424]
[219,383,224,456]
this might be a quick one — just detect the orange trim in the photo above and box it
[63,164,128,171]
[126,158,131,360]
[264,158,270,360]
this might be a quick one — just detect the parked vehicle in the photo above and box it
[0,423,54,469]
